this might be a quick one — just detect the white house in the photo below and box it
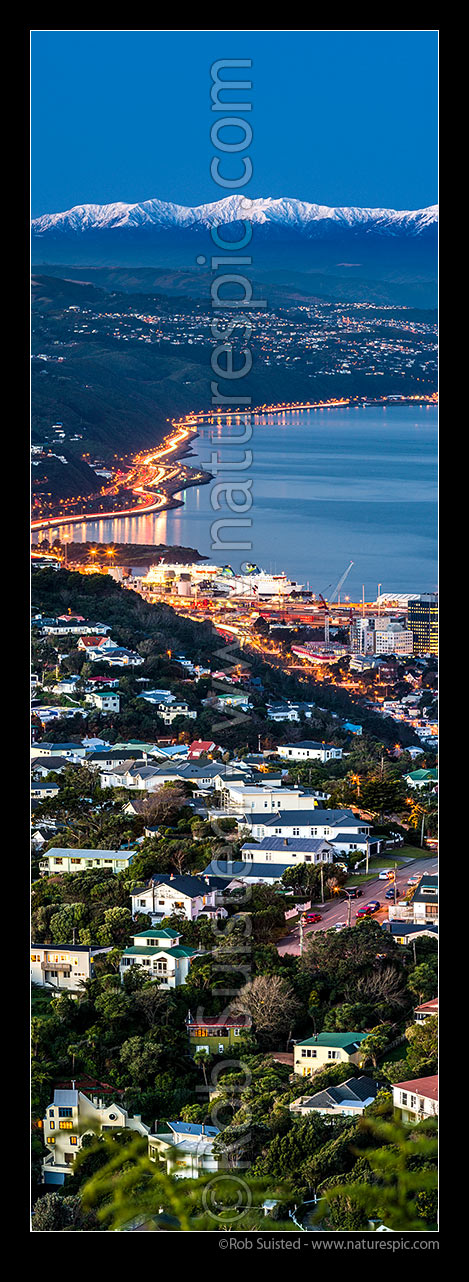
[85,690,121,713]
[31,742,87,760]
[266,701,316,723]
[277,742,343,763]
[42,1086,149,1187]
[39,847,135,875]
[148,1120,222,1178]
[130,873,218,923]
[220,783,319,815]
[392,1076,438,1123]
[240,836,335,866]
[31,945,106,991]
[43,620,110,637]
[243,808,375,849]
[119,926,200,987]
[156,701,197,724]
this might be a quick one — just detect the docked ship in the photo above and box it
[214,565,303,597]
[138,561,302,599]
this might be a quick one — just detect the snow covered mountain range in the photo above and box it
[32,194,438,237]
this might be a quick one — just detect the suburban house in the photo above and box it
[147,1120,221,1178]
[277,741,343,763]
[119,927,200,987]
[239,836,336,867]
[84,689,120,713]
[31,945,107,991]
[42,619,110,637]
[385,921,438,946]
[31,756,70,777]
[130,874,219,922]
[293,1032,369,1076]
[411,875,438,926]
[242,809,380,859]
[219,783,317,815]
[31,782,60,801]
[42,1086,149,1186]
[31,742,87,760]
[202,858,293,886]
[212,692,252,713]
[157,701,197,725]
[186,1013,252,1055]
[266,700,316,723]
[392,1076,438,1123]
[290,1075,380,1118]
[87,747,147,770]
[188,740,217,759]
[414,997,438,1023]
[404,769,438,790]
[52,675,82,696]
[78,634,118,653]
[388,875,438,929]
[39,847,135,875]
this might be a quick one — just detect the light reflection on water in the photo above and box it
[32,407,437,598]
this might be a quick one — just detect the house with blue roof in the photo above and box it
[147,1119,222,1178]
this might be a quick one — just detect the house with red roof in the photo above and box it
[188,740,217,759]
[414,997,438,1023]
[392,1075,438,1123]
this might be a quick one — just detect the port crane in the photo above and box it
[318,561,354,644]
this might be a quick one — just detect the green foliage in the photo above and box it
[315,1115,437,1230]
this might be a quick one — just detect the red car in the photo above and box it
[302,912,322,924]
[356,905,373,918]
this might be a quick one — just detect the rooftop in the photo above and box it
[394,1075,438,1101]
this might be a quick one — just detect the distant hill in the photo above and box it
[32,193,438,307]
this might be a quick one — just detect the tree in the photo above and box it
[143,784,190,828]
[229,975,301,1047]
[407,960,438,1006]
[31,1193,98,1232]
[315,1115,437,1231]
[96,906,133,947]
[359,1024,394,1068]
[405,1017,438,1077]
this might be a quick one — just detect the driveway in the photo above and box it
[277,854,438,955]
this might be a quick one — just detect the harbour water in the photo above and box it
[32,406,437,599]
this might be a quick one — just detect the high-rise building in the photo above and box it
[408,595,438,655]
[351,616,413,656]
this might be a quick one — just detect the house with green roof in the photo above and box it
[119,927,201,989]
[404,768,438,790]
[293,1032,368,1077]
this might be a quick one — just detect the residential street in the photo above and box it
[277,855,438,955]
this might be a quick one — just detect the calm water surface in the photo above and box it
[33,406,437,599]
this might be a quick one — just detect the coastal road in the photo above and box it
[31,421,198,533]
[277,855,438,956]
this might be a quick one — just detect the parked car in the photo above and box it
[302,912,322,924]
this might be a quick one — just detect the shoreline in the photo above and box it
[30,393,437,536]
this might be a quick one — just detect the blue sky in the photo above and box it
[31,30,438,217]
